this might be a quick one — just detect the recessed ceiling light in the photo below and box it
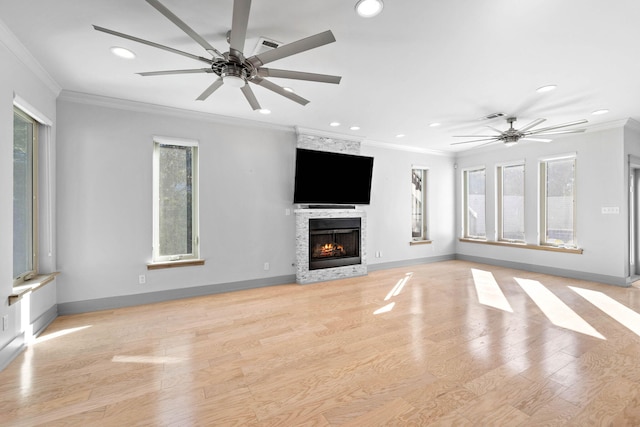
[536,84,557,93]
[350,126,361,131]
[429,122,441,127]
[396,134,405,138]
[258,109,271,115]
[330,122,341,127]
[592,109,609,115]
[110,46,136,59]
[355,0,384,18]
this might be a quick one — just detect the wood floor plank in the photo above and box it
[1,260,640,425]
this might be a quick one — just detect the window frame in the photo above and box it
[497,162,526,243]
[539,154,577,248]
[462,166,486,239]
[411,166,429,241]
[13,106,39,286]
[152,136,200,263]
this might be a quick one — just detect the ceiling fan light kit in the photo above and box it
[94,0,342,111]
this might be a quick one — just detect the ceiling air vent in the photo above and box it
[479,112,505,120]
[252,37,282,56]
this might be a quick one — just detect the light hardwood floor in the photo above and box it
[2,260,640,426]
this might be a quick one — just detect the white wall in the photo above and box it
[455,125,628,282]
[0,22,58,363]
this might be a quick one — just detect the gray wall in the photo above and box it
[0,23,59,368]
[455,124,629,283]
[55,95,457,307]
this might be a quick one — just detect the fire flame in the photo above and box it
[313,243,346,258]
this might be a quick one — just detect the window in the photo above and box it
[152,138,199,262]
[497,163,525,242]
[463,167,486,239]
[13,107,38,284]
[540,156,576,247]
[411,167,428,240]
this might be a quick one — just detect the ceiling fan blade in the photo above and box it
[138,68,214,76]
[450,137,500,145]
[93,25,213,65]
[453,135,499,138]
[240,84,261,110]
[248,30,336,67]
[530,129,587,136]
[145,0,223,57]
[196,78,224,101]
[518,118,546,132]
[527,119,588,135]
[252,77,309,106]
[520,137,552,143]
[257,68,341,84]
[486,125,504,134]
[229,0,251,58]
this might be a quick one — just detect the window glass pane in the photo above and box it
[466,169,486,238]
[545,158,575,245]
[411,169,426,239]
[158,144,193,257]
[501,164,525,241]
[13,110,34,280]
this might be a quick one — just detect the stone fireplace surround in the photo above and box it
[295,208,367,284]
[294,130,368,284]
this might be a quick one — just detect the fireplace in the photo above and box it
[309,217,361,270]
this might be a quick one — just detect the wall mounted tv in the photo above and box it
[293,148,374,205]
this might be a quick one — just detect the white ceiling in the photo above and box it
[2,0,640,152]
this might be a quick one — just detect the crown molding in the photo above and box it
[0,18,61,96]
[58,90,295,133]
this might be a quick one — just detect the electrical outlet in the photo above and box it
[2,315,8,331]
[264,262,270,271]
[138,274,146,284]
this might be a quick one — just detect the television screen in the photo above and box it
[293,148,374,205]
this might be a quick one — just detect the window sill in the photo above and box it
[147,259,205,270]
[9,272,60,306]
[410,239,433,246]
[459,238,583,254]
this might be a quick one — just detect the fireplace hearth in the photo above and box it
[309,218,361,270]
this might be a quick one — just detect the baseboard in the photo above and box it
[368,254,456,272]
[0,332,25,372]
[455,254,630,287]
[32,304,58,337]
[58,274,297,315]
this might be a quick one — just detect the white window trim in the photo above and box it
[411,166,429,241]
[462,166,486,239]
[497,162,526,243]
[539,155,577,248]
[152,137,200,263]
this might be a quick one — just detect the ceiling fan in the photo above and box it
[93,0,341,110]
[451,116,588,147]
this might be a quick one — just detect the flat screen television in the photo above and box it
[293,148,374,205]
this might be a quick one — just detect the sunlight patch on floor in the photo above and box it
[34,325,93,344]
[515,278,605,340]
[374,302,396,315]
[384,272,413,301]
[112,355,187,364]
[471,269,513,312]
[569,286,640,337]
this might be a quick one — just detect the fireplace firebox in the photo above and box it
[309,217,361,270]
